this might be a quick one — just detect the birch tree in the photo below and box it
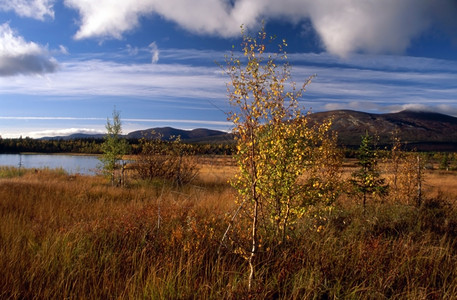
[223,27,339,290]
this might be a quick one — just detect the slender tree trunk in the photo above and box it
[248,126,258,291]
[281,196,291,244]
[248,197,258,291]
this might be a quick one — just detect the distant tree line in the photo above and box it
[0,137,104,154]
[0,136,235,156]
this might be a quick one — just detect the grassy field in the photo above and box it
[1,159,457,299]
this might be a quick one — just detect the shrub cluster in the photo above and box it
[132,135,199,186]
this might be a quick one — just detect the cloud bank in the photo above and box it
[63,0,457,57]
[0,23,58,76]
[3,1,456,57]
[1,49,456,114]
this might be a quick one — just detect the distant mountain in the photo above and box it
[126,127,233,143]
[39,110,457,151]
[40,127,232,144]
[307,110,457,151]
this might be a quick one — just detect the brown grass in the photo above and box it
[1,162,457,299]
[423,169,457,199]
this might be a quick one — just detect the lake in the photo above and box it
[0,154,102,175]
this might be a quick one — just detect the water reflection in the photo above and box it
[0,154,101,175]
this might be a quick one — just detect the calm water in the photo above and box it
[0,154,102,175]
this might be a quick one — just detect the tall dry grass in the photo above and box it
[1,165,457,299]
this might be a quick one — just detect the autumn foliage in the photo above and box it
[223,27,342,288]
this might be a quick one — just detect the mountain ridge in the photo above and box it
[40,127,233,144]
[40,110,457,151]
[307,110,457,150]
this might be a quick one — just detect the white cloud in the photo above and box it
[323,102,457,117]
[28,127,104,138]
[63,0,457,57]
[0,0,55,20]
[63,0,258,40]
[0,23,58,76]
[149,42,159,64]
[303,0,431,57]
[64,0,154,40]
[389,104,457,117]
[149,0,258,37]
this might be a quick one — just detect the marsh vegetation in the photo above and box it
[1,159,457,299]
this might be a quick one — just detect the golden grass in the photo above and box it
[1,161,457,299]
[195,155,237,185]
[423,169,457,199]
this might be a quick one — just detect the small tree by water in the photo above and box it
[101,109,129,186]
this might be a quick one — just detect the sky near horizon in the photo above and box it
[1,0,457,138]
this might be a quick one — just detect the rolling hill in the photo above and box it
[307,110,457,151]
[126,127,233,143]
[40,110,457,151]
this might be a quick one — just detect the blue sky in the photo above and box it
[1,0,457,138]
